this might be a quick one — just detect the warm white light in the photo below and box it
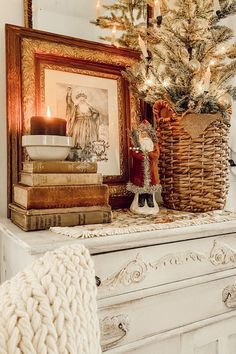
[218,45,226,55]
[209,59,216,66]
[145,78,154,86]
[46,106,51,118]
[163,79,170,88]
[111,25,117,44]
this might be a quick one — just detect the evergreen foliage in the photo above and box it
[94,0,236,115]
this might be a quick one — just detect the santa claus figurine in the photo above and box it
[127,120,161,215]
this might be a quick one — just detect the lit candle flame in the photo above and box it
[46,106,51,118]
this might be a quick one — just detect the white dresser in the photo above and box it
[1,217,236,353]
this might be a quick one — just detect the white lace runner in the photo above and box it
[50,208,236,239]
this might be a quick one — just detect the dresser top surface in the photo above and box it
[1,208,236,255]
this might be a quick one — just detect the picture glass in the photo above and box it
[45,69,120,176]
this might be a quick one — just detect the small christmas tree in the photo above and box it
[94,0,236,213]
[95,0,236,116]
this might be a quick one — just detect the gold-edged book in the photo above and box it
[20,172,103,186]
[13,184,109,209]
[9,203,112,231]
[22,161,97,174]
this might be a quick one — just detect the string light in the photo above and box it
[163,79,170,88]
[145,77,154,86]
[209,59,216,66]
[111,25,117,44]
[218,45,226,55]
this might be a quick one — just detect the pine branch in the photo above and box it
[93,0,236,114]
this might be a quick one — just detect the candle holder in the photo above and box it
[22,135,74,161]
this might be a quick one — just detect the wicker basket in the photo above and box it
[153,100,230,212]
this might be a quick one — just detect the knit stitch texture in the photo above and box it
[0,245,101,354]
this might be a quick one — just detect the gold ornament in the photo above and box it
[189,59,201,73]
[218,93,232,109]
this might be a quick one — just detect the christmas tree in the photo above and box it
[95,0,236,116]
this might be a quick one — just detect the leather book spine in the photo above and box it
[13,184,109,209]
[10,208,112,231]
[22,161,98,173]
[20,173,102,186]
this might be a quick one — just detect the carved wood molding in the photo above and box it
[102,254,148,289]
[209,240,236,266]
[100,240,236,290]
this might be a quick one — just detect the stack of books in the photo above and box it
[9,161,112,231]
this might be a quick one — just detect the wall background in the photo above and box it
[0,1,235,216]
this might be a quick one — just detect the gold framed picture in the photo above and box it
[6,24,140,209]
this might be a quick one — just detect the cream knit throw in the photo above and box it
[0,245,101,354]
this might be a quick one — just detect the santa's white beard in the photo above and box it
[78,102,90,114]
[140,137,154,152]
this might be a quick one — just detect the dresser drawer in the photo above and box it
[94,234,236,299]
[99,274,236,351]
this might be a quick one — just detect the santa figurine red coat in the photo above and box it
[127,120,161,213]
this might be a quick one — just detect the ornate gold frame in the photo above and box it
[24,0,32,28]
[6,25,140,210]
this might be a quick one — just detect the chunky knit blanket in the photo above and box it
[0,245,101,354]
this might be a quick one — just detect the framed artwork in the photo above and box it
[41,67,120,177]
[6,25,140,211]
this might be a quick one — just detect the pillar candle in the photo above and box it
[30,108,67,136]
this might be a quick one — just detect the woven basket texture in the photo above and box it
[153,100,230,212]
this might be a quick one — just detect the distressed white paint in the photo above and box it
[1,219,236,352]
